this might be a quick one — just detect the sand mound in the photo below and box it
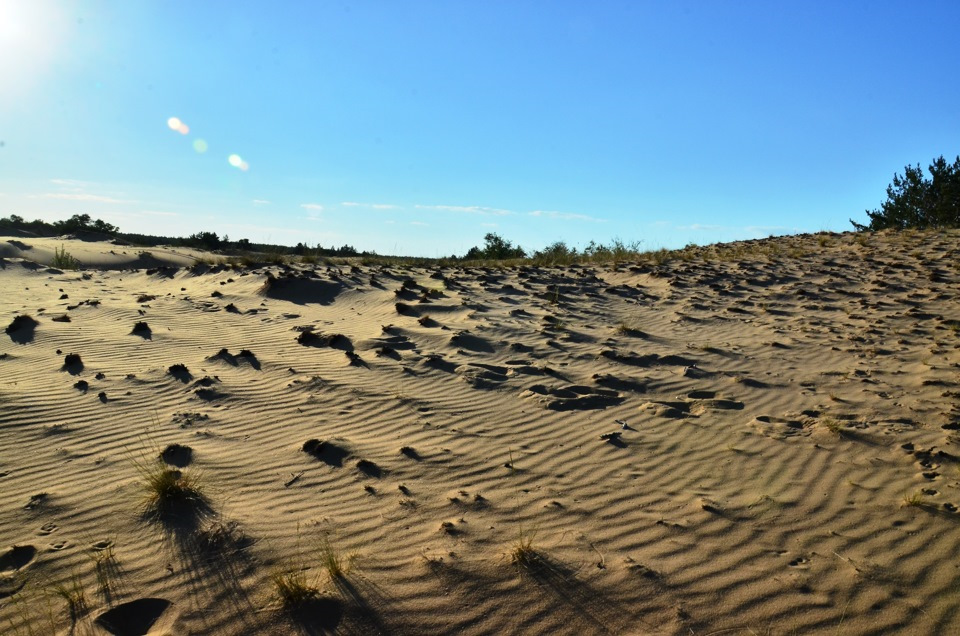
[3,229,960,634]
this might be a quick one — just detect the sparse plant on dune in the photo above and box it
[509,526,540,568]
[821,418,845,436]
[3,592,59,636]
[51,245,79,270]
[318,536,354,580]
[48,571,88,624]
[85,542,120,601]
[132,449,206,520]
[902,490,928,508]
[271,566,320,609]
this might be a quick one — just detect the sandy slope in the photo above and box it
[1,229,959,635]
[0,236,207,270]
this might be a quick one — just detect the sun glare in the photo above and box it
[0,0,66,95]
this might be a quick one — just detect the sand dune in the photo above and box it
[2,229,960,634]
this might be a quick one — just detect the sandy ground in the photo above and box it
[1,229,959,635]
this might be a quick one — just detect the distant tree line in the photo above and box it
[459,232,642,264]
[0,213,366,257]
[853,154,960,231]
[1,213,119,237]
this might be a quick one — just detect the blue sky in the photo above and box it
[1,1,958,256]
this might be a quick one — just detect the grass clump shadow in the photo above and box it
[271,562,345,633]
[48,571,89,625]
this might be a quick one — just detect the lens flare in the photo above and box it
[167,116,190,135]
[228,154,243,167]
[193,139,208,153]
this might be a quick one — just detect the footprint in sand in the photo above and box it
[0,545,37,572]
[95,598,174,636]
[37,522,58,535]
[750,415,809,439]
[456,363,509,389]
[522,383,624,411]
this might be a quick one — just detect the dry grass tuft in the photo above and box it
[509,527,539,568]
[134,454,206,518]
[318,536,354,580]
[902,490,928,508]
[271,567,320,609]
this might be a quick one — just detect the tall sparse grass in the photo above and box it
[318,536,353,580]
[85,543,119,601]
[48,571,88,624]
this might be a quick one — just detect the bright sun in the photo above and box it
[0,0,67,95]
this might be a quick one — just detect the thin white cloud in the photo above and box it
[139,210,180,217]
[676,223,726,232]
[480,222,498,228]
[409,221,429,226]
[745,225,792,235]
[252,199,271,205]
[673,223,796,236]
[49,178,92,189]
[529,210,605,222]
[415,204,513,216]
[34,192,134,204]
[342,201,400,210]
[300,203,324,211]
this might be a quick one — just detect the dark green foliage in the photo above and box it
[532,241,578,265]
[0,213,118,236]
[0,213,368,257]
[853,155,960,231]
[463,233,526,260]
[187,231,223,250]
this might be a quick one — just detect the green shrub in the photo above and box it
[51,245,79,270]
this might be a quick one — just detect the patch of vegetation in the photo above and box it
[48,572,88,624]
[318,536,353,580]
[509,526,539,568]
[133,454,206,519]
[86,543,119,601]
[902,490,928,508]
[271,567,319,609]
[852,155,960,230]
[51,245,80,270]
[463,233,527,260]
